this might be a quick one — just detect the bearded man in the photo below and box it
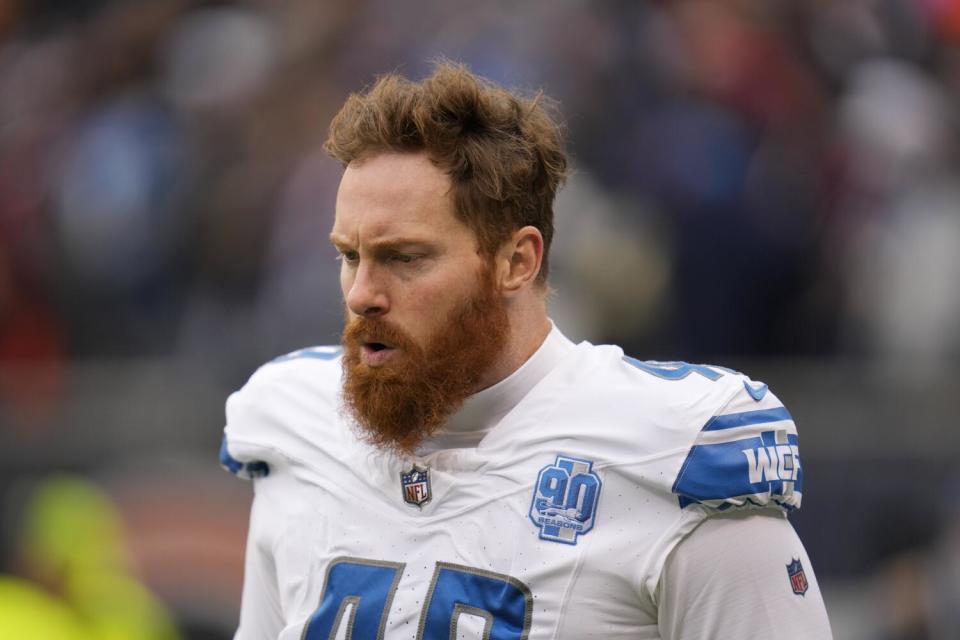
[221,63,833,640]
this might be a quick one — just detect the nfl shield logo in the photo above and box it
[786,558,809,596]
[400,465,432,508]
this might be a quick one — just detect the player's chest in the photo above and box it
[269,456,668,640]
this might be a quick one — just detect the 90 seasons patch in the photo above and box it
[529,455,602,544]
[400,464,432,508]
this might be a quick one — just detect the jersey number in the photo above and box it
[302,557,532,640]
[623,357,725,381]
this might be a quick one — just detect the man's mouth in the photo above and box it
[361,341,397,365]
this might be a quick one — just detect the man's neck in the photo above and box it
[474,300,551,393]
[417,321,575,453]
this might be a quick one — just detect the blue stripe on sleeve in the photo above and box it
[219,437,242,474]
[702,406,793,431]
[673,431,802,509]
[219,436,269,478]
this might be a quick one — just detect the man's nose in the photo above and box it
[346,263,389,317]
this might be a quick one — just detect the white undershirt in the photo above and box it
[416,322,575,454]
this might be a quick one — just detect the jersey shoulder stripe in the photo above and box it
[672,381,803,512]
[612,352,801,511]
[702,406,793,432]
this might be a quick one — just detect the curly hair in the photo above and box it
[325,62,568,284]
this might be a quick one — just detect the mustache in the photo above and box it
[342,316,416,352]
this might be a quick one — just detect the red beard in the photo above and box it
[341,266,509,454]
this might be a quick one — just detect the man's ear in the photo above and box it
[497,226,544,295]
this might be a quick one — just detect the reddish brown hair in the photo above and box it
[325,62,568,284]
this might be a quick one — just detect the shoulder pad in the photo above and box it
[671,373,803,512]
[219,345,343,480]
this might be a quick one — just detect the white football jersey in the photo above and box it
[222,337,831,640]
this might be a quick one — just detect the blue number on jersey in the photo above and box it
[302,558,404,640]
[303,558,532,640]
[419,562,532,640]
[623,357,726,381]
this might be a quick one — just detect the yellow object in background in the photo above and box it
[0,576,85,639]
[3,475,180,640]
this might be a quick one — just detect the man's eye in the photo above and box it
[338,251,359,263]
[391,254,418,264]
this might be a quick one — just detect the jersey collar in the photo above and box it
[415,321,575,453]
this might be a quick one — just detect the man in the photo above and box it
[221,63,832,639]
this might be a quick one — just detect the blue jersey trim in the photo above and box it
[673,431,802,509]
[743,380,769,401]
[219,436,269,478]
[270,347,342,364]
[622,357,724,381]
[702,406,792,432]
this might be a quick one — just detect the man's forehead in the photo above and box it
[338,152,451,201]
[332,152,463,242]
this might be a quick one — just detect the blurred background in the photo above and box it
[1,0,958,637]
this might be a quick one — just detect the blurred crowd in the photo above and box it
[2,0,960,638]
[3,0,960,376]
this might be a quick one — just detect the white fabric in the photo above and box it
[417,322,576,453]
[659,510,832,639]
[235,472,284,637]
[223,327,832,639]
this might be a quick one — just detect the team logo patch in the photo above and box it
[400,465,432,508]
[786,558,809,596]
[529,455,602,545]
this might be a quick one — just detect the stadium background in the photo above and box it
[1,0,958,637]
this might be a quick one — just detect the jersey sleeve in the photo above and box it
[671,375,803,512]
[219,362,279,481]
[219,346,343,481]
[219,346,342,638]
[219,381,276,480]
[223,372,286,639]
[657,509,833,639]
[219,435,270,480]
[233,474,285,640]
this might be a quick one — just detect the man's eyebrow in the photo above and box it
[329,234,432,251]
[369,237,432,251]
